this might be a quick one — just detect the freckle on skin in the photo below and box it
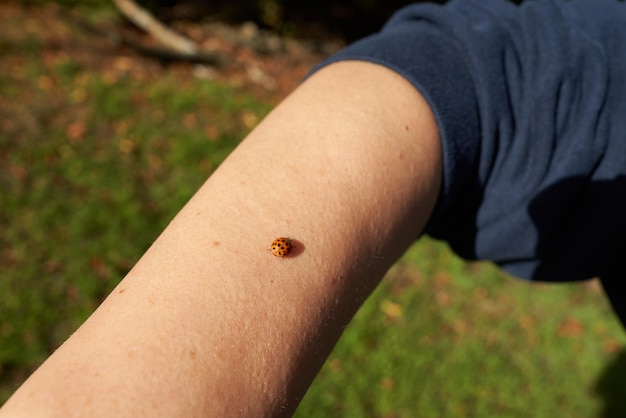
[213,241,221,247]
[118,288,126,294]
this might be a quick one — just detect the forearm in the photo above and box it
[0,61,442,417]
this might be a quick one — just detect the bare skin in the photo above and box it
[0,61,442,417]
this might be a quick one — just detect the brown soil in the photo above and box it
[0,1,344,103]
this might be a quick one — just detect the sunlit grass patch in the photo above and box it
[296,238,625,417]
[0,34,270,400]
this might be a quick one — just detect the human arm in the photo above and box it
[0,61,442,417]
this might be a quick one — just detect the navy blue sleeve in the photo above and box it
[311,0,626,282]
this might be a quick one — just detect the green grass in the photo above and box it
[1,5,626,415]
[296,241,626,417]
[0,22,271,400]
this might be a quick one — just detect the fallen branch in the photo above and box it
[60,3,225,66]
[112,0,198,55]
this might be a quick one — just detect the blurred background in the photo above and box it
[38,0,446,41]
[1,1,625,416]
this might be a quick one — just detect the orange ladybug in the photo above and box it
[270,237,293,257]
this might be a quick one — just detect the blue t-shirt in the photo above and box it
[314,0,626,286]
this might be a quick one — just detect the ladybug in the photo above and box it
[271,237,293,257]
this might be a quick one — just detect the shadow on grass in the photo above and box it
[595,348,626,418]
